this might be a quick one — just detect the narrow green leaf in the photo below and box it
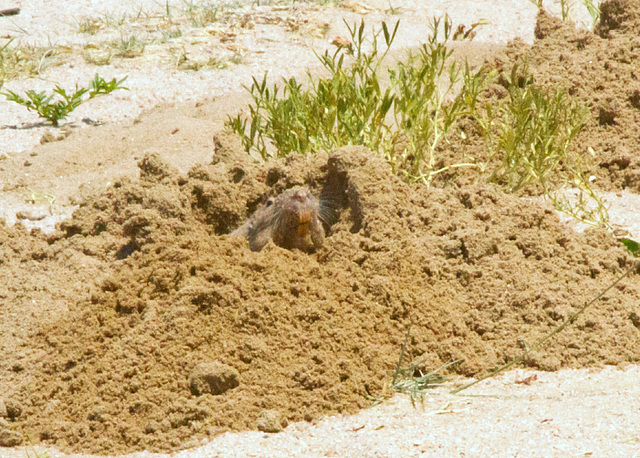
[382,22,389,45]
[622,238,640,257]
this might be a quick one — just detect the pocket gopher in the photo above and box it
[232,186,331,252]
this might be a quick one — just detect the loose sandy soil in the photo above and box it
[1,0,640,456]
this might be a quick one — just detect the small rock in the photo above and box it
[256,410,287,433]
[15,210,47,221]
[4,400,23,420]
[189,361,239,396]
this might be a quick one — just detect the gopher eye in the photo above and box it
[265,197,275,207]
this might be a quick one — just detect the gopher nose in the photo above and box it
[293,189,308,201]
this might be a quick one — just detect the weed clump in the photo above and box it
[474,62,608,226]
[228,17,487,186]
[2,74,128,126]
[0,39,56,84]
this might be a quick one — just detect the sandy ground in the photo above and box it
[2,0,640,457]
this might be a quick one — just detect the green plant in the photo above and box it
[386,17,488,184]
[27,190,56,216]
[389,319,456,405]
[76,17,104,34]
[476,61,608,226]
[82,45,113,66]
[559,0,573,21]
[487,66,586,192]
[228,16,487,186]
[550,181,609,228]
[391,362,454,404]
[174,47,243,71]
[24,447,50,458]
[181,0,223,27]
[160,26,183,42]
[528,0,599,26]
[622,238,640,257]
[364,318,454,405]
[110,34,147,58]
[165,0,173,19]
[228,20,398,159]
[384,1,404,15]
[542,0,600,26]
[101,6,148,28]
[101,12,131,28]
[2,74,128,126]
[582,0,601,28]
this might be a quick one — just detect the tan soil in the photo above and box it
[1,0,640,456]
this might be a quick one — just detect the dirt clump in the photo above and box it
[0,419,23,447]
[256,410,288,433]
[0,140,638,454]
[189,362,240,396]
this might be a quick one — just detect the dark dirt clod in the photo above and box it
[4,400,22,421]
[0,420,23,448]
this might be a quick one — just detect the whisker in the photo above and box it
[318,199,339,226]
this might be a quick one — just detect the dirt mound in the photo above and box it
[491,4,640,192]
[0,136,638,454]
